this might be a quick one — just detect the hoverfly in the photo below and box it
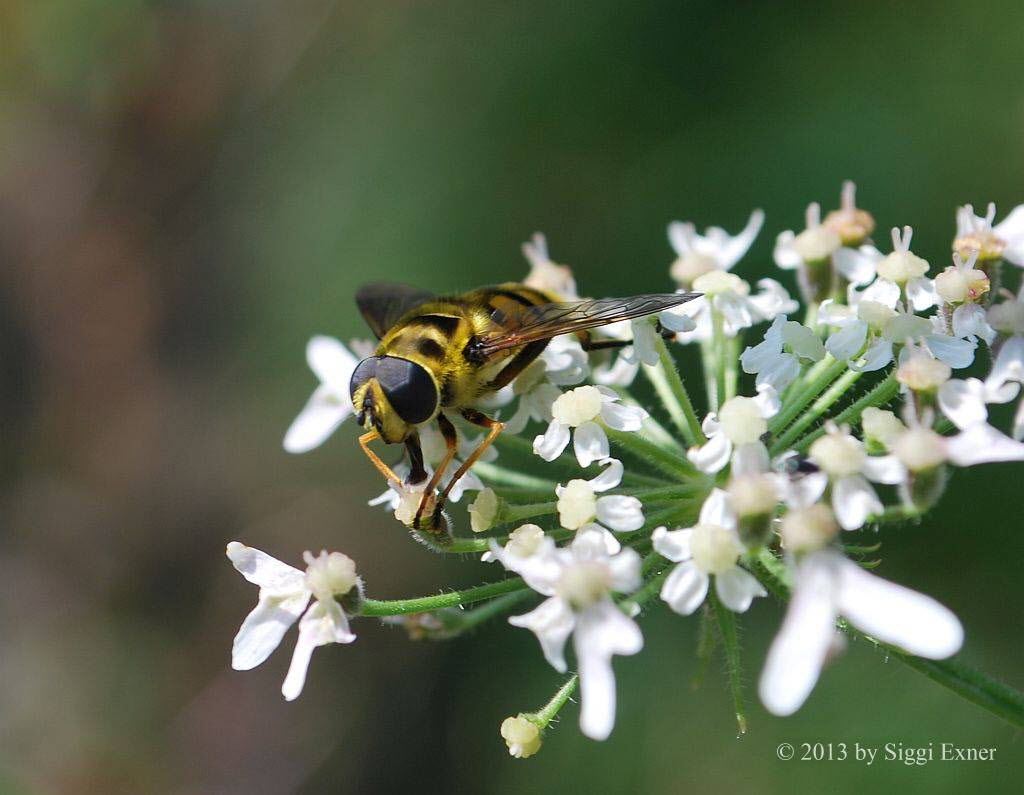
[350,281,701,531]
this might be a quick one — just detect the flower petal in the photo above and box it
[660,561,709,615]
[232,591,311,671]
[861,454,906,485]
[826,321,868,362]
[758,551,840,716]
[574,600,643,741]
[926,334,976,370]
[833,246,879,286]
[715,566,767,613]
[651,526,693,563]
[596,495,645,532]
[574,421,610,467]
[227,542,307,593]
[697,488,735,529]
[946,422,1024,466]
[306,335,359,390]
[938,378,989,430]
[283,386,351,453]
[832,474,882,531]
[600,401,647,432]
[509,597,576,672]
[836,558,963,659]
[533,420,571,461]
[852,339,894,372]
[689,432,732,474]
[588,457,624,492]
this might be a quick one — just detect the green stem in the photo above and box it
[768,356,847,435]
[700,338,719,413]
[414,590,536,638]
[710,589,748,735]
[724,334,740,401]
[645,334,706,446]
[791,372,899,453]
[359,577,528,616]
[770,368,862,455]
[473,461,557,492]
[532,675,579,729]
[503,501,557,524]
[606,427,697,480]
[711,308,728,415]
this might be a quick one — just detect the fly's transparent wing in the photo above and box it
[477,292,700,356]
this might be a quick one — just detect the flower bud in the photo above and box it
[861,408,905,451]
[670,252,718,287]
[718,396,767,445]
[934,265,989,305]
[501,715,542,759]
[304,550,358,600]
[897,353,951,392]
[689,522,745,575]
[556,480,597,530]
[728,473,779,518]
[551,385,603,427]
[808,426,865,477]
[506,524,547,557]
[893,427,947,472]
[780,504,839,553]
[468,488,501,533]
[823,181,875,246]
[877,251,929,283]
[857,300,898,330]
[692,270,750,297]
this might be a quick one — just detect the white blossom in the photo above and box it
[741,315,825,390]
[555,458,644,539]
[534,385,647,467]
[284,336,375,453]
[226,543,359,701]
[759,548,962,716]
[954,202,1024,265]
[522,232,580,300]
[774,203,842,268]
[667,209,764,286]
[652,489,767,615]
[689,385,780,474]
[805,422,905,530]
[502,528,643,740]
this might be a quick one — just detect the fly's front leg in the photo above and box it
[430,408,504,525]
[358,430,404,484]
[413,413,457,531]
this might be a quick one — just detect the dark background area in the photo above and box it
[2,1,1023,792]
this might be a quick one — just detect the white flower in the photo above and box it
[983,335,1024,438]
[689,385,780,474]
[774,202,842,268]
[741,315,825,390]
[987,284,1024,337]
[667,208,764,286]
[503,359,563,434]
[284,336,375,453]
[226,542,359,701]
[652,489,767,615]
[832,243,883,287]
[891,404,1024,472]
[534,385,647,466]
[555,458,644,538]
[805,422,905,530]
[522,232,580,300]
[503,528,643,741]
[837,228,937,312]
[759,548,963,716]
[663,273,798,345]
[954,202,1024,265]
[822,180,876,247]
[934,250,990,306]
[483,523,557,570]
[468,487,500,533]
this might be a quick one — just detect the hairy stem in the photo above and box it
[645,334,706,446]
[710,590,748,735]
[770,368,862,455]
[360,577,529,616]
[791,372,900,453]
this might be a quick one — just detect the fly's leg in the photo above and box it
[413,413,457,531]
[404,433,428,485]
[484,338,549,391]
[429,408,504,526]
[358,430,404,483]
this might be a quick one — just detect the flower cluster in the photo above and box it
[227,183,1024,756]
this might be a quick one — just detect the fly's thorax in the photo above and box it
[349,355,440,443]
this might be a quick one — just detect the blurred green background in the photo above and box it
[3,1,1024,792]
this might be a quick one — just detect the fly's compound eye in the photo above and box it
[375,356,438,425]
[349,357,379,402]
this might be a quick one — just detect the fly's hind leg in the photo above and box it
[430,408,504,526]
[404,433,428,485]
[578,329,630,352]
[412,413,458,531]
